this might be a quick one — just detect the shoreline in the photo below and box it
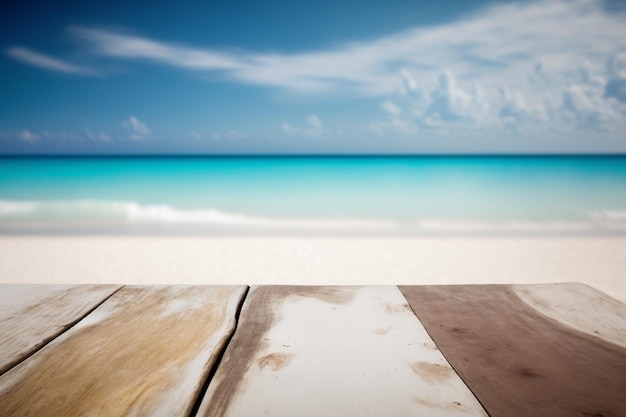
[1,236,625,303]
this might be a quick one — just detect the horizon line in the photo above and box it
[1,153,626,158]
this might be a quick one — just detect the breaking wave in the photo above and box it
[1,199,626,235]
[0,199,259,224]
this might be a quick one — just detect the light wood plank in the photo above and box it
[0,284,121,375]
[0,285,247,417]
[513,282,626,348]
[399,284,626,417]
[197,286,487,417]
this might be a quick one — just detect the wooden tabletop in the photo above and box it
[0,283,624,416]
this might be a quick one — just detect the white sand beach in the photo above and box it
[1,236,625,303]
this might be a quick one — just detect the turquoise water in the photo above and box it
[1,156,626,234]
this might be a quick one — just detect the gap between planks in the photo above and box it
[0,285,125,378]
[0,285,249,417]
[192,284,488,417]
[0,284,491,416]
[187,285,251,417]
[397,285,494,417]
[1,283,249,415]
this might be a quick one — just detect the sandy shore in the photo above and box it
[1,236,625,303]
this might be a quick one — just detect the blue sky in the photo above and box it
[1,0,626,154]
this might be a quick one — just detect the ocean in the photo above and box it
[1,156,625,235]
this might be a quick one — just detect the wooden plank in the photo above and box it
[0,285,247,417]
[399,283,626,417]
[513,282,626,348]
[197,286,487,417]
[0,284,121,375]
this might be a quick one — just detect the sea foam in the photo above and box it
[1,199,626,235]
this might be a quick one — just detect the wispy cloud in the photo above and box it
[282,114,327,138]
[380,100,401,116]
[64,0,626,139]
[84,129,112,142]
[122,116,150,140]
[3,129,117,144]
[70,27,242,70]
[70,1,626,95]
[6,47,99,76]
[9,0,626,145]
[17,130,40,143]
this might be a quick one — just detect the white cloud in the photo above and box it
[367,123,386,136]
[0,0,606,147]
[41,131,80,141]
[374,70,496,134]
[6,47,98,75]
[305,114,322,130]
[368,116,418,136]
[282,114,326,138]
[84,129,112,142]
[63,0,626,141]
[122,116,150,140]
[372,98,420,135]
[17,130,40,143]
[71,1,626,96]
[281,123,294,135]
[70,27,242,70]
[424,71,473,122]
[499,88,546,122]
[400,70,418,96]
[380,100,402,115]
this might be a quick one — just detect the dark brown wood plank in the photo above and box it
[0,285,247,417]
[0,284,121,375]
[399,283,626,417]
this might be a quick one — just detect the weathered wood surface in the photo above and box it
[198,285,487,417]
[514,282,626,348]
[0,284,121,375]
[0,285,247,417]
[399,283,626,417]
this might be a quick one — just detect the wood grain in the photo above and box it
[198,286,487,417]
[0,284,121,375]
[0,285,247,417]
[399,284,626,417]
[513,282,626,348]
